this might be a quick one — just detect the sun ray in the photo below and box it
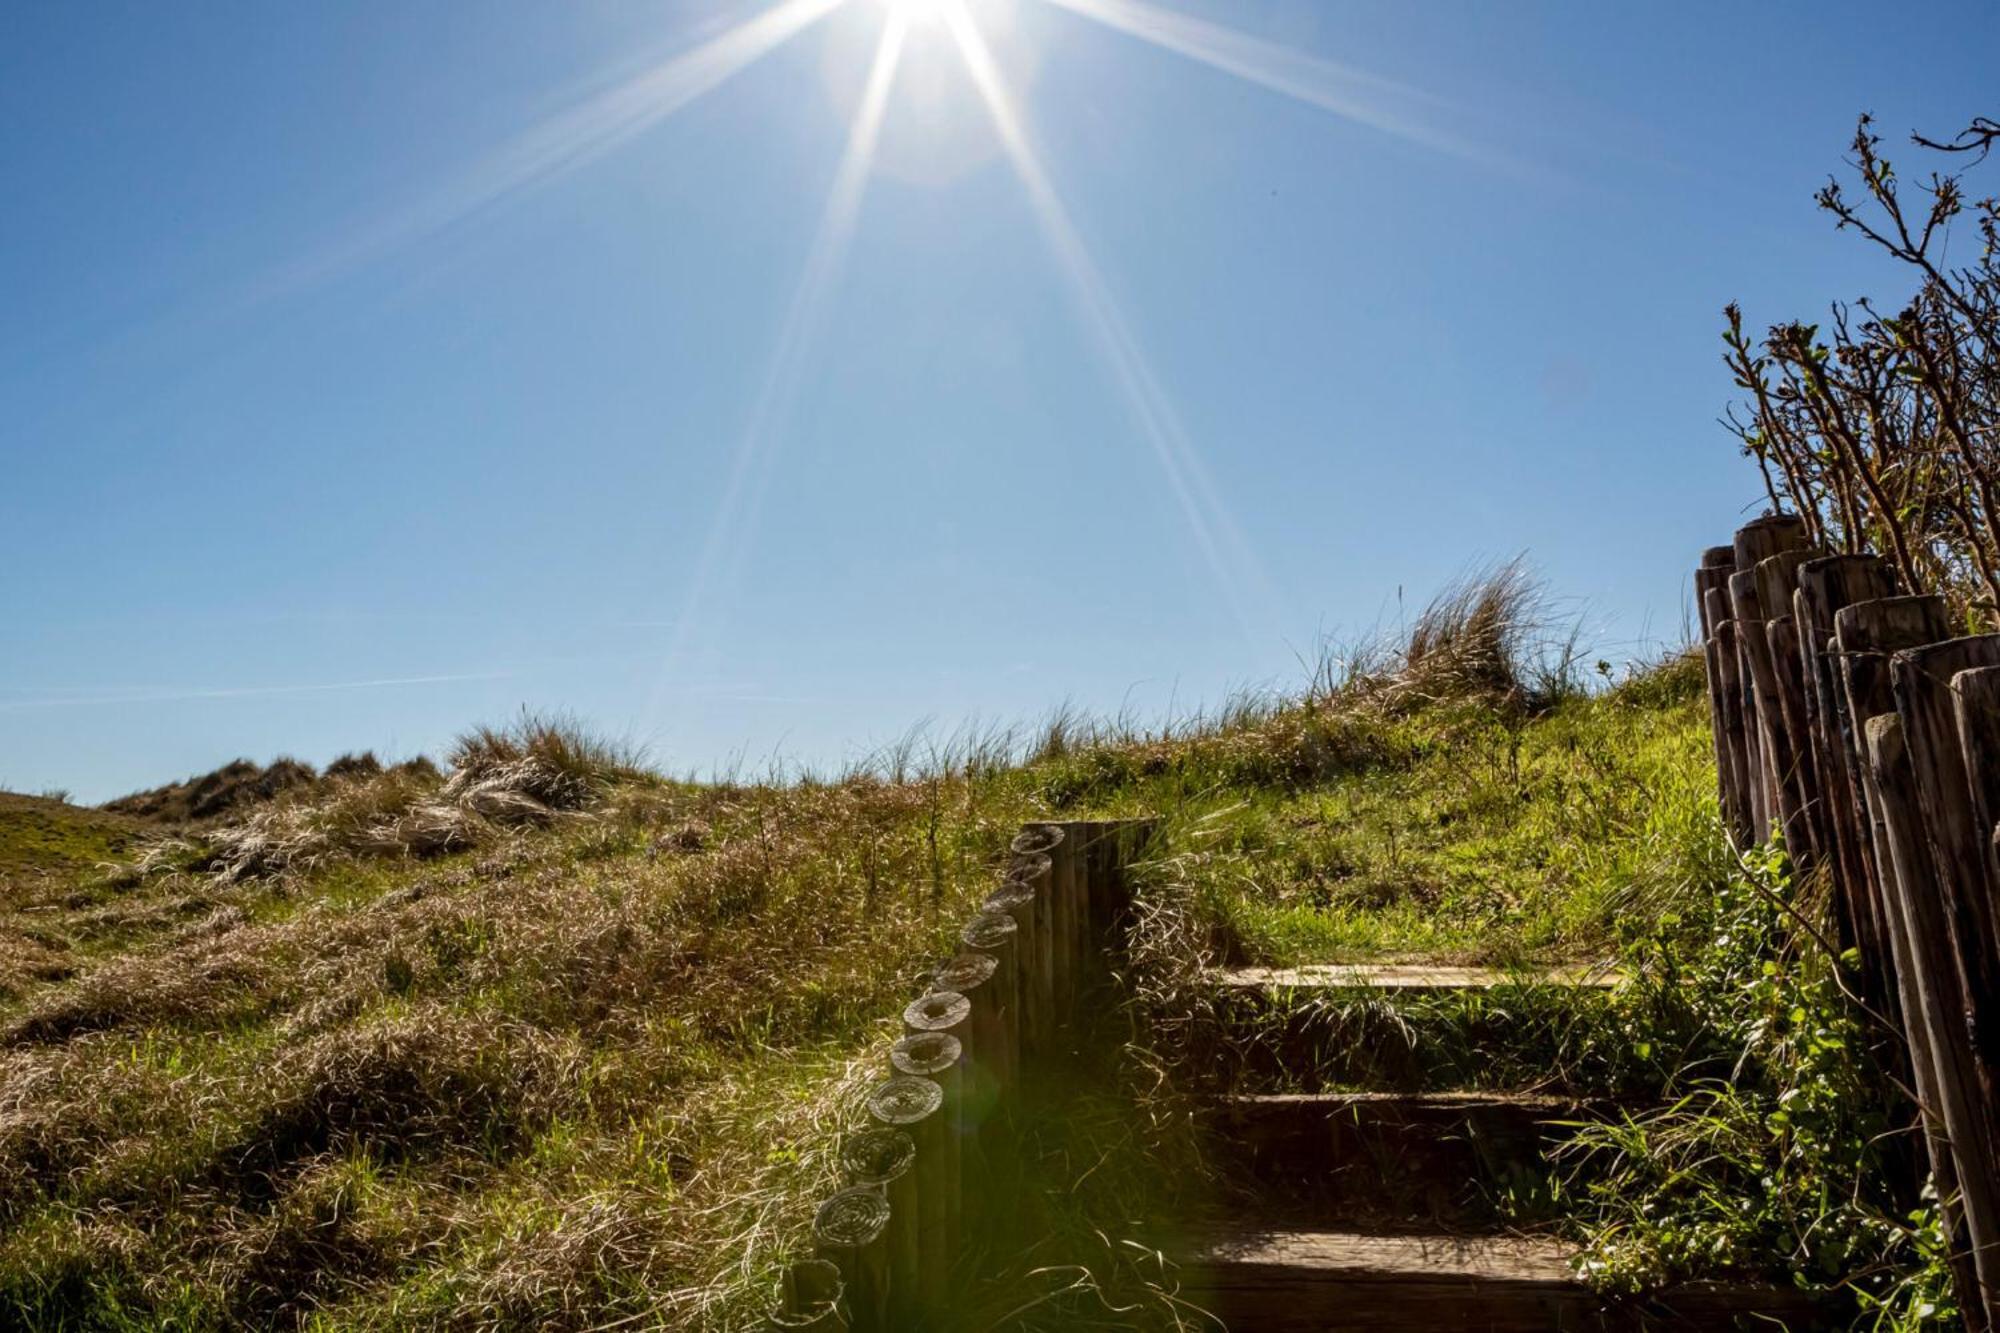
[943,1,1280,636]
[253,0,849,304]
[642,14,912,736]
[1038,0,1511,169]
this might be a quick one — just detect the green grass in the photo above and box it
[0,793,141,881]
[1038,651,1720,967]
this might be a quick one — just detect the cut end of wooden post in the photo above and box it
[982,882,1034,914]
[1733,513,1810,569]
[867,1075,944,1127]
[1833,595,1952,653]
[841,1128,915,1187]
[962,912,1018,952]
[903,991,970,1033]
[1005,851,1052,883]
[891,1031,962,1079]
[935,952,998,994]
[1011,825,1065,857]
[1865,712,1905,765]
[814,1186,891,1250]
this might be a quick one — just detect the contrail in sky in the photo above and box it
[0,672,507,712]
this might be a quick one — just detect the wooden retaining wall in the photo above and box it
[769,818,1157,1330]
[1697,519,2000,1331]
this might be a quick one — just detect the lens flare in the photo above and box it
[1040,0,1509,169]
[943,2,1280,637]
[642,15,911,737]
[253,0,849,304]
[878,0,950,24]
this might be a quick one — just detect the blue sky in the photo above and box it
[4,0,1996,801]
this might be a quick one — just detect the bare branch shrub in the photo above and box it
[1725,113,2000,623]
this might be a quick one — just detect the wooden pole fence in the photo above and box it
[779,818,1157,1330]
[1696,519,2000,1329]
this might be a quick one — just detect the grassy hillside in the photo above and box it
[3,578,1904,1330]
[1039,650,1717,966]
[0,793,141,884]
[0,794,147,1008]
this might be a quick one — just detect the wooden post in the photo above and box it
[1048,821,1092,1010]
[1695,545,1736,641]
[1867,714,1998,1328]
[1816,593,1941,1221]
[1837,598,1957,1162]
[1006,848,1056,1053]
[866,1075,949,1319]
[840,1129,918,1320]
[935,949,1010,1117]
[1756,550,1825,863]
[814,1186,891,1331]
[1949,666,2000,980]
[1954,666,2000,1328]
[1836,596,1953,944]
[770,1259,843,1331]
[1892,634,2000,1330]
[1793,555,1898,967]
[1733,515,1811,840]
[1769,611,1821,863]
[1012,827,1068,1031]
[1729,570,1772,838]
[1892,635,2000,1106]
[1904,636,2000,1328]
[899,991,969,1278]
[1731,570,1811,852]
[1706,596,1756,849]
[890,1028,965,1264]
[1695,551,1748,856]
[974,893,1029,1086]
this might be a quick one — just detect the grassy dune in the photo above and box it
[0,579,1740,1330]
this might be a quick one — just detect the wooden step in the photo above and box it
[1195,964,1636,1096]
[1182,1228,1828,1332]
[1218,1091,1579,1160]
[1211,1092,1592,1227]
[1210,963,1626,993]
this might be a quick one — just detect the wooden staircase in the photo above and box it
[1176,965,1830,1331]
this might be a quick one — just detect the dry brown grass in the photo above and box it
[141,715,657,886]
[103,757,321,824]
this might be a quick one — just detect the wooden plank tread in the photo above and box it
[1210,963,1625,991]
[1194,1228,1576,1282]
[1184,1228,1828,1330]
[1226,1090,1578,1111]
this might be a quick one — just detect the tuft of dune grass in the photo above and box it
[163,713,654,885]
